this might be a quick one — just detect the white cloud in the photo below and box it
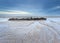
[0,10,32,15]
[51,6,60,10]
[47,6,60,11]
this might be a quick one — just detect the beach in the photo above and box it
[0,18,60,43]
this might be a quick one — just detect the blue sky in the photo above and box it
[0,0,60,16]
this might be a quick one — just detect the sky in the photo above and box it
[0,0,60,17]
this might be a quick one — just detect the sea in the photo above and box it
[0,18,9,22]
[0,17,60,43]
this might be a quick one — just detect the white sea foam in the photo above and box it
[0,18,8,22]
[0,18,60,43]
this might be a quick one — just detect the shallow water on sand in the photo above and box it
[0,18,60,43]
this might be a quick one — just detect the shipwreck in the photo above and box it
[9,17,47,21]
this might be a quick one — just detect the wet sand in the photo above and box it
[0,18,60,43]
